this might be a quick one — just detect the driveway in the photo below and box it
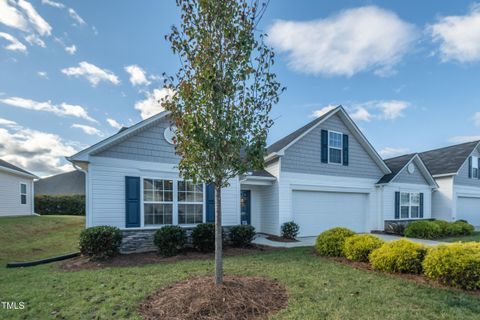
[253,233,446,248]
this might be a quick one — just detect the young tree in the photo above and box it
[163,0,283,286]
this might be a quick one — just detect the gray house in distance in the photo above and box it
[35,171,85,196]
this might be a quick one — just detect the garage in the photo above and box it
[292,190,368,237]
[457,196,480,226]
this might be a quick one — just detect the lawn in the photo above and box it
[1,216,480,319]
[441,231,480,243]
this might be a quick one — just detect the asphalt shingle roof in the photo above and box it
[35,171,85,196]
[248,169,275,178]
[377,153,416,184]
[0,159,35,177]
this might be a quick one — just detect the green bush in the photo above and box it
[432,220,451,235]
[35,195,85,215]
[154,226,186,257]
[369,239,426,274]
[452,221,475,235]
[79,226,122,260]
[404,221,441,239]
[315,227,355,257]
[229,225,255,247]
[281,221,300,240]
[423,242,480,290]
[343,234,385,262]
[192,223,216,252]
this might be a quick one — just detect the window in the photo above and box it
[400,192,420,219]
[472,156,478,179]
[178,181,203,224]
[328,131,343,164]
[20,183,27,205]
[143,179,173,225]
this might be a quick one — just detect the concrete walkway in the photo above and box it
[253,233,446,248]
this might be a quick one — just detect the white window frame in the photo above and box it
[177,180,204,225]
[140,176,205,228]
[143,178,174,226]
[327,130,343,164]
[471,156,478,179]
[20,183,27,205]
[399,192,420,219]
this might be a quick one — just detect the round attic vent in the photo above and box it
[407,163,415,174]
[164,125,177,145]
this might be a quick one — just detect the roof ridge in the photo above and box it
[384,152,417,161]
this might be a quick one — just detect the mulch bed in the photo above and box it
[265,235,298,243]
[58,245,281,271]
[139,275,288,320]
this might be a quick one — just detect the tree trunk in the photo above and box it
[214,184,223,286]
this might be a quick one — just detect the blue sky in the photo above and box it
[1,0,480,176]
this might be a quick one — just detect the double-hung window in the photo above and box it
[472,156,479,178]
[400,192,420,219]
[143,179,173,225]
[20,183,27,205]
[328,131,343,164]
[178,181,204,224]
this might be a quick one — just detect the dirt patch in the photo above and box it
[59,245,281,271]
[265,235,298,243]
[139,275,288,320]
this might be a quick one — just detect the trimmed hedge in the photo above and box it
[79,226,122,260]
[192,223,216,252]
[35,195,85,215]
[281,221,300,240]
[229,225,255,247]
[452,221,475,236]
[343,234,385,262]
[154,226,186,257]
[423,242,480,290]
[369,239,426,274]
[315,227,355,257]
[404,221,441,239]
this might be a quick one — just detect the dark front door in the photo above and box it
[240,190,251,225]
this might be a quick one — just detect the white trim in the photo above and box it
[0,166,38,179]
[327,130,343,165]
[19,182,27,205]
[432,173,457,178]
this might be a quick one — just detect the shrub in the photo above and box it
[35,195,85,215]
[192,223,216,252]
[315,227,355,257]
[452,221,475,236]
[79,226,122,260]
[369,239,426,274]
[343,234,385,262]
[423,242,480,290]
[229,225,256,247]
[384,222,405,236]
[154,226,186,257]
[432,220,451,236]
[404,221,441,239]
[281,221,299,240]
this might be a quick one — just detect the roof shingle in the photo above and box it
[0,159,36,177]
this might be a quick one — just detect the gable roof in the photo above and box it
[0,159,37,178]
[418,140,480,176]
[35,171,85,196]
[377,153,437,187]
[266,106,391,174]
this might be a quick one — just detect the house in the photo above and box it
[35,171,85,196]
[0,159,38,217]
[67,106,439,252]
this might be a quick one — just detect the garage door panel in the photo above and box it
[293,190,367,237]
[457,197,480,226]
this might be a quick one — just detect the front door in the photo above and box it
[240,190,251,225]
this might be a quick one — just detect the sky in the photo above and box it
[1,0,480,177]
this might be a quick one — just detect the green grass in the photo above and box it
[0,215,84,264]
[1,216,480,319]
[441,231,480,243]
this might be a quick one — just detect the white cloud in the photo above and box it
[64,44,76,54]
[0,96,97,122]
[0,0,30,32]
[16,0,52,36]
[350,106,372,121]
[37,71,48,78]
[375,100,410,120]
[25,33,45,47]
[61,61,120,87]
[71,124,102,136]
[68,8,85,25]
[0,117,18,127]
[473,112,480,127]
[428,4,480,63]
[0,32,27,52]
[311,105,337,118]
[41,0,64,9]
[449,135,480,144]
[0,124,79,177]
[379,147,410,158]
[134,88,174,119]
[267,6,416,77]
[125,65,150,86]
[106,118,122,130]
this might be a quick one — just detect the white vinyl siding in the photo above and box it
[0,171,34,216]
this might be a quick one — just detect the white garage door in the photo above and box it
[457,197,480,226]
[292,190,368,237]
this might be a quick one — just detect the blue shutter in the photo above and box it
[419,193,424,218]
[478,158,480,180]
[342,134,349,166]
[125,176,140,228]
[321,130,328,163]
[206,183,215,223]
[468,156,472,178]
[394,192,400,219]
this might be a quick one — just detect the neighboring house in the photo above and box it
[35,171,85,196]
[0,159,38,217]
